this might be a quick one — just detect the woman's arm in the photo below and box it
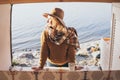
[39,30,49,69]
[67,45,76,63]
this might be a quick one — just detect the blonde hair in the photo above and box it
[49,16,67,34]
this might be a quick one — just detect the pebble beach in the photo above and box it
[12,39,101,68]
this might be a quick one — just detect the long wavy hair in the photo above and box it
[47,16,68,41]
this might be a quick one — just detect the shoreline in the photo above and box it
[12,39,101,67]
[12,39,101,53]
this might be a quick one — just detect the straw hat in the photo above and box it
[43,8,66,27]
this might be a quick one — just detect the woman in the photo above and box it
[32,8,80,70]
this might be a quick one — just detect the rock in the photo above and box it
[96,53,100,59]
[19,53,35,59]
[19,63,28,67]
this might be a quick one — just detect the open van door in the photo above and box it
[111,3,120,70]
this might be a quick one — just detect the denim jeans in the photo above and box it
[47,61,68,67]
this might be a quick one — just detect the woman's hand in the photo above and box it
[75,66,83,70]
[31,66,43,71]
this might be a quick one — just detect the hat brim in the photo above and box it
[43,13,66,28]
[43,13,50,18]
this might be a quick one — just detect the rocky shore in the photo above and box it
[12,40,101,67]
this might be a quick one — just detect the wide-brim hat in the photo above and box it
[43,8,66,27]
